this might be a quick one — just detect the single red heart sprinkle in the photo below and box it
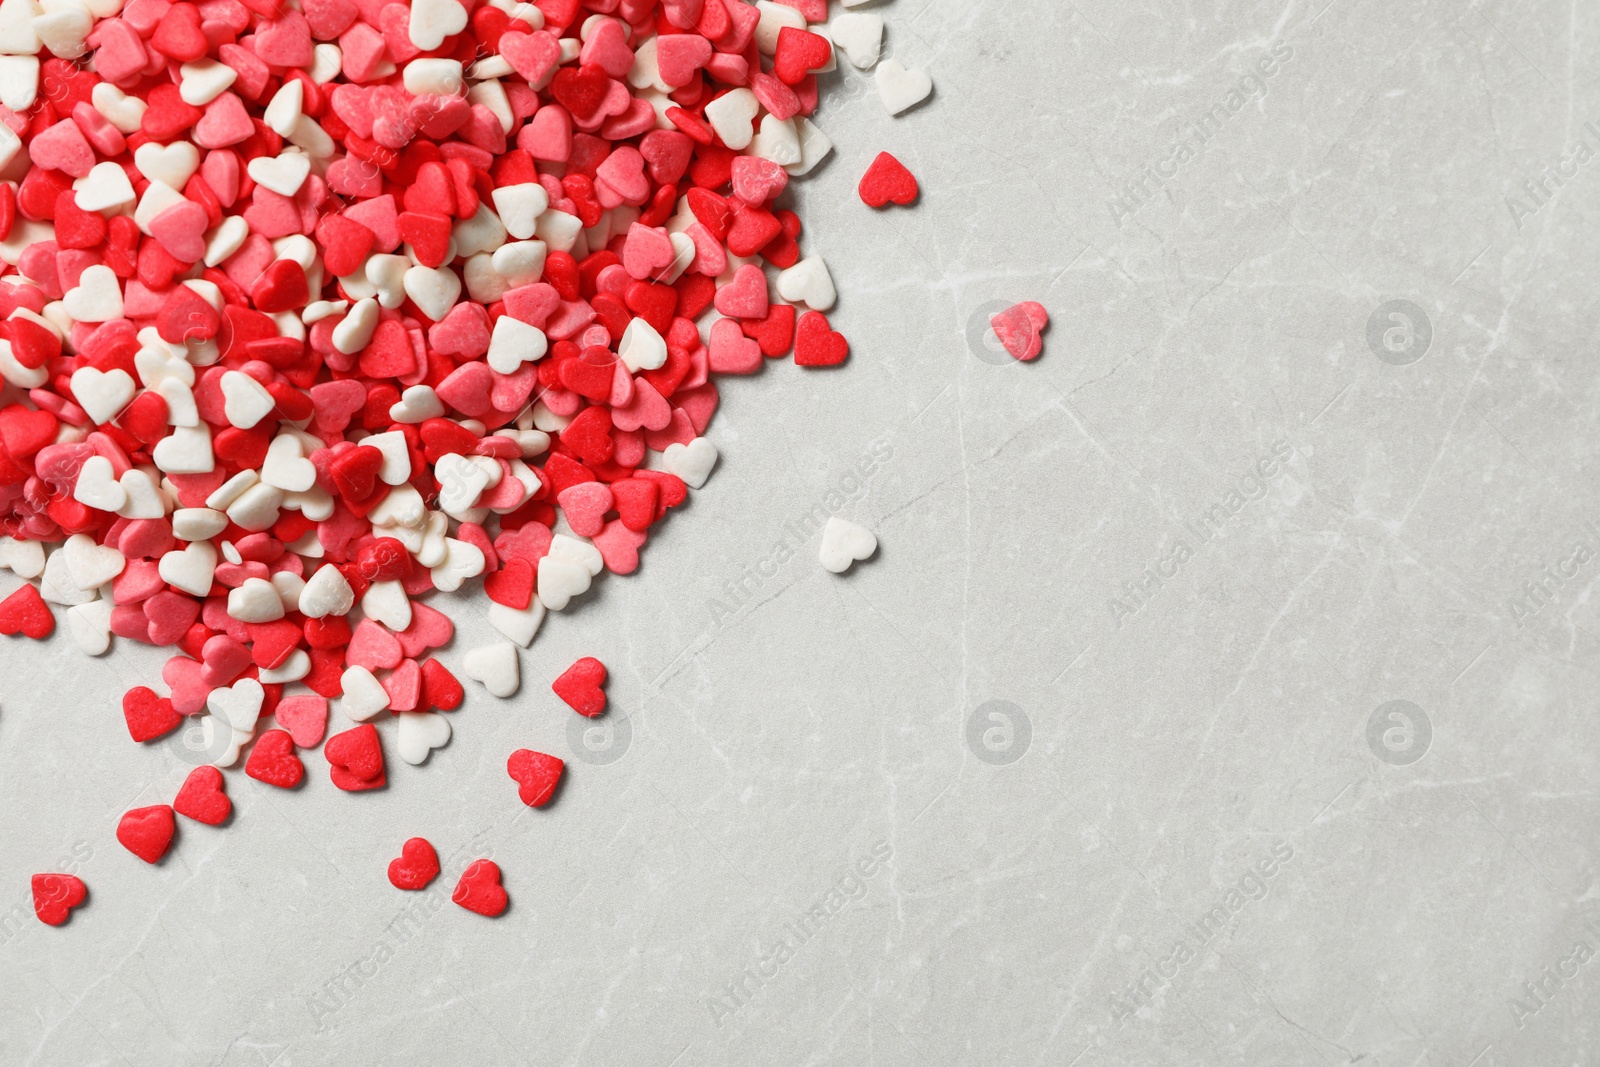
[990,301,1051,362]
[31,873,88,926]
[484,557,536,609]
[858,152,920,208]
[245,729,305,789]
[173,766,231,825]
[506,749,565,808]
[420,658,465,712]
[387,837,441,891]
[0,584,53,639]
[552,657,607,718]
[122,686,182,743]
[794,312,851,367]
[452,859,508,917]
[116,805,176,864]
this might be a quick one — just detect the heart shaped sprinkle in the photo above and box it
[819,517,879,575]
[0,584,54,639]
[173,766,231,826]
[387,837,440,891]
[858,152,920,208]
[507,749,566,809]
[452,859,508,917]
[990,302,1051,362]
[245,729,305,789]
[552,657,608,718]
[325,724,386,792]
[32,873,88,927]
[116,805,176,864]
[122,686,181,743]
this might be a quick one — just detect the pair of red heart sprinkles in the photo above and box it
[386,838,503,916]
[326,724,386,792]
[3,0,942,922]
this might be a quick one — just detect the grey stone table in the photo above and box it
[4,0,1600,1063]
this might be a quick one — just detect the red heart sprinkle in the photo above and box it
[858,152,920,209]
[173,766,231,826]
[420,658,465,712]
[31,873,88,927]
[990,301,1051,362]
[245,729,305,789]
[325,724,386,792]
[387,837,441,891]
[506,748,565,808]
[452,859,508,917]
[116,805,176,864]
[794,311,850,367]
[122,686,182,743]
[0,584,53,639]
[552,656,607,718]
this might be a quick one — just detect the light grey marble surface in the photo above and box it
[6,0,1600,1063]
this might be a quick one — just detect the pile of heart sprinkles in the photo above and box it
[0,0,1048,925]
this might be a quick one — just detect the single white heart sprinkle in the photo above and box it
[619,317,667,372]
[490,183,549,240]
[68,364,134,424]
[133,140,199,189]
[72,455,127,513]
[874,59,933,116]
[260,434,316,492]
[361,579,413,631]
[776,256,837,311]
[246,151,311,197]
[408,0,467,51]
[227,577,285,623]
[488,595,546,647]
[299,564,354,618]
[704,87,759,150]
[462,641,520,698]
[220,370,277,429]
[397,710,452,765]
[66,599,113,656]
[208,677,264,740]
[0,537,45,578]
[485,315,547,375]
[663,437,718,489]
[63,532,125,590]
[828,13,883,69]
[429,537,486,592]
[116,470,167,520]
[819,517,878,574]
[339,665,391,722]
[157,540,217,597]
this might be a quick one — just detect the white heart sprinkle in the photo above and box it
[874,59,932,116]
[340,666,392,722]
[663,437,718,489]
[819,517,878,574]
[397,710,452,765]
[68,364,134,424]
[462,641,520,698]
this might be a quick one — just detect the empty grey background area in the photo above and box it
[4,0,1600,1063]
